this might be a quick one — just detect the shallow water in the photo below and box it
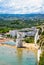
[5,41,16,45]
[0,46,37,65]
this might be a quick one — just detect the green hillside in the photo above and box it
[0,18,44,33]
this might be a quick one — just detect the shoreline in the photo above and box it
[0,42,39,51]
[0,38,39,49]
[0,41,39,62]
[0,38,39,57]
[0,38,39,50]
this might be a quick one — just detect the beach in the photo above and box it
[0,38,39,50]
[0,39,39,57]
[0,38,39,65]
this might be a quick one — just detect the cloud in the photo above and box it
[0,0,1,1]
[0,0,44,14]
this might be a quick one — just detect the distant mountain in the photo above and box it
[0,14,44,20]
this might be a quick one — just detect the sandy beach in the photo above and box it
[0,38,39,54]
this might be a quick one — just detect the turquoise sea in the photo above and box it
[0,45,37,65]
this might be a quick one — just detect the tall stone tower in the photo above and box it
[16,32,23,47]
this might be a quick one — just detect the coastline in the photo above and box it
[0,41,39,52]
[0,38,39,50]
[0,39,39,63]
[0,38,39,49]
[0,38,39,56]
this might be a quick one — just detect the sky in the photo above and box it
[0,0,44,14]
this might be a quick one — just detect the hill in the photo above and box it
[0,14,44,33]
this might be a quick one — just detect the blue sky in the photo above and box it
[0,0,44,14]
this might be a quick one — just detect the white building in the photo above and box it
[0,34,3,39]
[16,27,39,47]
[9,27,39,47]
[16,32,23,47]
[9,30,18,37]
